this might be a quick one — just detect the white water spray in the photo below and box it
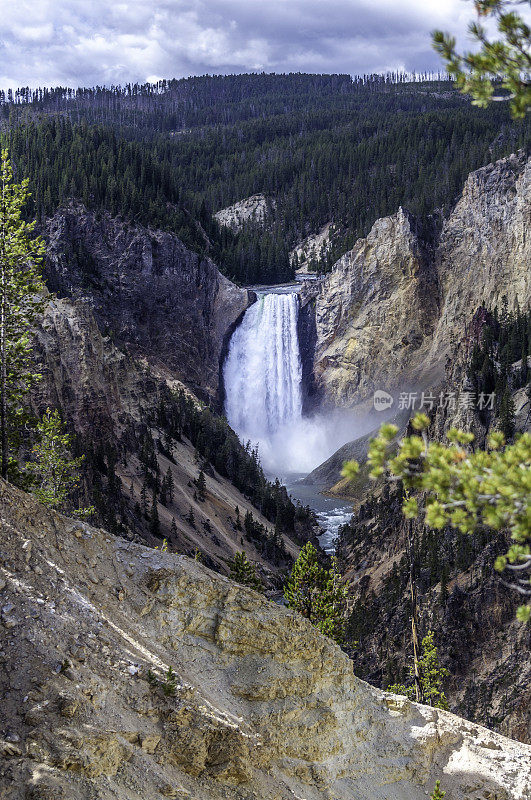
[224,289,357,549]
[224,291,361,475]
[224,292,303,440]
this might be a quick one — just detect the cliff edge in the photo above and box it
[0,481,529,800]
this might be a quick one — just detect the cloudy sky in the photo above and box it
[0,0,500,89]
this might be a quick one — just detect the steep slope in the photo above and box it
[0,480,530,800]
[337,313,531,743]
[43,202,252,403]
[290,223,335,274]
[31,294,305,583]
[339,485,531,744]
[309,207,438,406]
[429,152,530,363]
[310,152,530,408]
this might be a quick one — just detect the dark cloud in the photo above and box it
[0,0,507,89]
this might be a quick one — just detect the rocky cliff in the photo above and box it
[429,152,530,366]
[339,484,531,745]
[43,203,252,403]
[336,311,531,744]
[310,152,530,408]
[33,295,158,439]
[30,294,304,582]
[290,222,335,274]
[1,480,530,800]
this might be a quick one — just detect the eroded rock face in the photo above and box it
[214,194,272,231]
[0,481,529,800]
[335,311,530,745]
[429,151,530,364]
[33,295,159,438]
[291,222,335,274]
[43,203,251,401]
[312,153,530,407]
[312,207,438,406]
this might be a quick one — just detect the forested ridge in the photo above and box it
[0,73,457,132]
[1,73,529,284]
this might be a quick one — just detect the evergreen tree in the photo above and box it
[164,466,174,504]
[388,630,449,710]
[433,0,531,118]
[140,481,149,518]
[2,81,527,286]
[228,551,263,592]
[187,506,195,527]
[417,631,450,709]
[343,415,531,622]
[196,469,206,502]
[150,490,160,537]
[30,408,88,514]
[284,542,347,645]
[170,516,178,538]
[499,390,516,440]
[520,341,528,386]
[0,149,46,479]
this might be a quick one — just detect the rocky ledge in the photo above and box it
[214,194,272,232]
[0,480,529,800]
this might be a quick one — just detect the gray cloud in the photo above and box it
[0,0,502,89]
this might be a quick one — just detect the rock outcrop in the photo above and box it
[33,295,158,438]
[310,207,438,406]
[428,151,530,364]
[43,203,252,402]
[214,194,272,231]
[291,222,335,274]
[1,480,530,800]
[311,152,530,408]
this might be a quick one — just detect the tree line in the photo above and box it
[1,74,529,284]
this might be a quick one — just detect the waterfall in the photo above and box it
[224,292,303,442]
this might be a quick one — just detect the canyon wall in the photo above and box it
[44,203,252,402]
[310,152,530,408]
[1,480,530,800]
[30,294,302,581]
[336,310,530,744]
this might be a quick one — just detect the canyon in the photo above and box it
[44,202,253,404]
[3,145,528,798]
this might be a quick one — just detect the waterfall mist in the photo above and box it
[223,292,361,477]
